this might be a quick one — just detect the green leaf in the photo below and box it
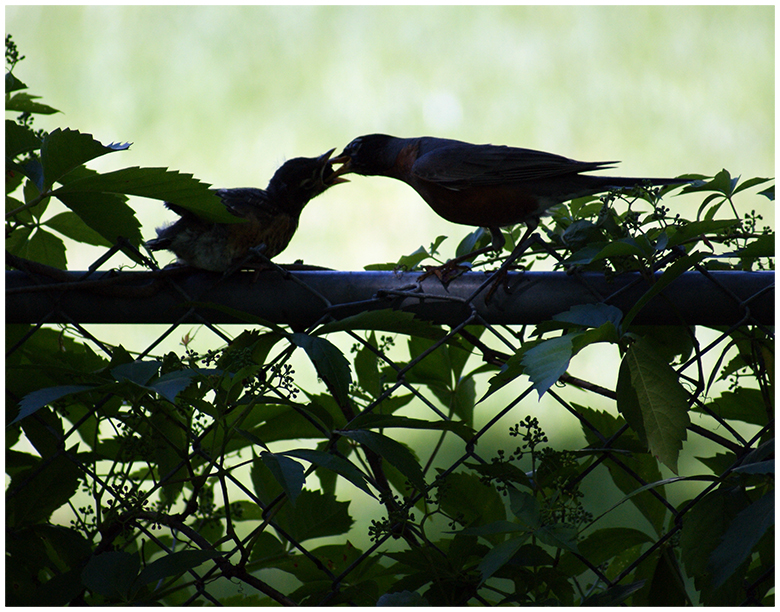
[581,580,646,606]
[438,472,506,537]
[696,388,769,426]
[622,251,707,330]
[81,551,140,600]
[6,448,83,527]
[13,385,94,425]
[708,492,774,588]
[291,333,352,408]
[665,219,739,247]
[5,72,28,93]
[625,338,690,473]
[283,448,375,497]
[552,303,623,329]
[480,347,529,402]
[478,535,528,583]
[616,358,647,444]
[315,309,447,341]
[40,128,130,190]
[377,590,430,606]
[338,429,426,491]
[52,166,236,223]
[150,370,199,403]
[6,226,67,269]
[535,523,579,553]
[5,119,42,158]
[54,190,143,249]
[287,490,354,542]
[261,451,305,506]
[348,413,474,442]
[736,233,774,259]
[559,527,653,576]
[42,211,113,247]
[111,360,161,386]
[5,92,60,115]
[135,549,221,587]
[521,334,574,398]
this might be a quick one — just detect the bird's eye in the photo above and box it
[301,177,316,189]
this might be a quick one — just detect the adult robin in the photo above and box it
[333,134,687,262]
[146,149,347,272]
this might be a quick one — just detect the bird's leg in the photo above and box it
[469,221,539,304]
[420,226,505,284]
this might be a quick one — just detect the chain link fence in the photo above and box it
[6,209,774,605]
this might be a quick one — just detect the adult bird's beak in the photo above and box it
[318,148,351,185]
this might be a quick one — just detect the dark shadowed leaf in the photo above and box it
[81,551,140,600]
[53,166,236,223]
[135,549,221,587]
[708,492,774,588]
[13,385,94,425]
[338,429,425,491]
[292,333,352,408]
[40,128,130,189]
[261,451,305,506]
[283,448,375,497]
[521,334,574,398]
[626,338,690,473]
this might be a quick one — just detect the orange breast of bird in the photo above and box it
[226,213,298,261]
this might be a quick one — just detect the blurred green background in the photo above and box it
[6,5,774,270]
[7,7,774,576]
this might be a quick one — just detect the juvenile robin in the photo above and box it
[147,149,347,272]
[333,134,687,260]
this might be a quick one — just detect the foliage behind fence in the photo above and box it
[5,36,775,606]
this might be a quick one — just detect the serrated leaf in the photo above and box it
[43,211,113,247]
[480,347,529,402]
[291,333,352,408]
[708,491,774,588]
[348,413,474,442]
[52,166,237,223]
[261,451,305,505]
[552,303,624,329]
[283,448,375,497]
[622,252,707,330]
[626,339,690,473]
[478,536,528,584]
[13,385,94,425]
[150,370,199,403]
[6,448,82,527]
[81,551,140,600]
[54,190,143,249]
[5,92,60,115]
[40,128,130,189]
[377,590,429,606]
[314,309,447,340]
[736,233,775,259]
[287,489,354,542]
[616,357,647,444]
[337,429,425,491]
[521,334,574,398]
[111,360,161,386]
[581,580,646,606]
[5,119,41,158]
[7,226,67,269]
[135,549,221,587]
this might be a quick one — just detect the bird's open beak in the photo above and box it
[318,148,351,185]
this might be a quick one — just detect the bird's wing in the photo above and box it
[412,144,618,189]
[214,188,280,222]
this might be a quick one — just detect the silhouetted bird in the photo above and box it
[147,149,347,271]
[334,134,687,257]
